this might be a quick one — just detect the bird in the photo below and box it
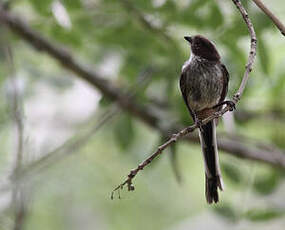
[179,35,230,204]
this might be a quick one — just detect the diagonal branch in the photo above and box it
[251,0,285,36]
[111,104,233,198]
[111,0,258,197]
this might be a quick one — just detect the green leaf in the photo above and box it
[213,203,238,222]
[30,0,53,16]
[169,141,182,183]
[114,114,135,150]
[176,95,193,125]
[221,162,242,184]
[253,170,281,195]
[207,2,224,29]
[99,96,112,107]
[49,25,82,47]
[258,37,270,75]
[253,12,272,34]
[245,208,284,222]
[62,0,82,11]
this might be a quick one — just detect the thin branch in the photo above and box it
[251,0,285,36]
[111,0,257,197]
[232,0,257,101]
[111,105,232,198]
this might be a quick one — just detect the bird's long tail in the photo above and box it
[199,120,224,204]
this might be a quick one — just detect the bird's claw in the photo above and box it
[213,100,236,111]
[225,100,236,111]
[195,119,203,129]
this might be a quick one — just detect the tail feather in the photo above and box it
[205,175,223,204]
[199,120,223,204]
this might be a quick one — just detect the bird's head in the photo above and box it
[184,35,220,61]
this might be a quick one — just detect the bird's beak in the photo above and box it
[184,36,192,43]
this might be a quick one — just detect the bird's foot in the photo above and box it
[212,100,236,111]
[194,119,203,130]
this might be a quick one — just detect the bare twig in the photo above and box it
[251,0,285,36]
[111,0,257,198]
[112,128,285,198]
[111,104,233,199]
[232,0,257,101]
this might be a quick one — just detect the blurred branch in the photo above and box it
[217,136,285,167]
[119,0,175,44]
[15,107,118,181]
[219,132,285,155]
[0,107,118,194]
[0,4,284,177]
[5,46,27,230]
[6,48,23,172]
[251,0,285,36]
[234,109,285,123]
[147,98,285,123]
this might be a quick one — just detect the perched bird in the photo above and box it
[179,35,229,204]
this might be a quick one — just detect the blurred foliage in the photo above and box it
[245,208,285,222]
[0,0,285,229]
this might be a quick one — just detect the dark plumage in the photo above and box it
[180,35,229,204]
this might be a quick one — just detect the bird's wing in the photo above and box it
[219,63,229,104]
[179,70,195,120]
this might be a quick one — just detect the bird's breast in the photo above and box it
[184,60,224,112]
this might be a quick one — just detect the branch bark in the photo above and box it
[232,0,257,100]
[251,0,285,36]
